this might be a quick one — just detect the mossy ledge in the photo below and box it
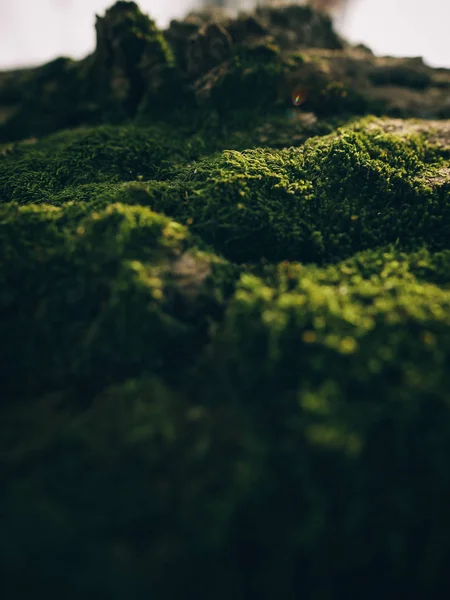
[1,3,450,599]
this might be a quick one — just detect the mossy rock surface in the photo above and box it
[1,3,450,599]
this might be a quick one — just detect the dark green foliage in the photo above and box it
[0,379,261,599]
[2,119,450,599]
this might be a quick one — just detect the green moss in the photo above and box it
[92,1,178,116]
[0,201,233,398]
[0,124,205,205]
[3,118,447,267]
[302,79,374,116]
[141,119,450,263]
[0,377,261,600]
[3,248,450,598]
[1,4,450,597]
[200,44,284,110]
[0,110,344,208]
[0,57,88,143]
[210,247,450,396]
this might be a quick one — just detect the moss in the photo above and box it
[3,118,447,268]
[0,57,87,143]
[92,1,178,116]
[0,2,179,142]
[302,79,374,116]
[1,1,450,143]
[142,118,450,263]
[181,247,450,597]
[210,247,450,395]
[254,4,344,51]
[369,64,432,89]
[0,109,345,207]
[0,124,205,205]
[3,248,450,598]
[193,42,284,110]
[0,201,234,399]
[1,4,450,599]
[0,377,261,600]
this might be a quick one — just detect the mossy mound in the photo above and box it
[214,247,450,398]
[116,117,450,263]
[1,3,450,599]
[0,201,233,398]
[5,116,448,264]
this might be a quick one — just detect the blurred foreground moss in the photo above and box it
[0,201,234,397]
[3,248,450,598]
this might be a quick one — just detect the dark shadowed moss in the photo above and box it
[3,247,450,599]
[0,124,206,204]
[195,43,284,110]
[0,201,234,398]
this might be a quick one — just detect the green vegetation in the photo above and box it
[0,124,205,204]
[1,2,450,599]
[147,120,450,263]
[2,111,450,599]
[0,201,235,399]
[4,117,447,263]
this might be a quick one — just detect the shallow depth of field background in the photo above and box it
[0,0,449,70]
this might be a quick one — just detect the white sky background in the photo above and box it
[0,0,449,70]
